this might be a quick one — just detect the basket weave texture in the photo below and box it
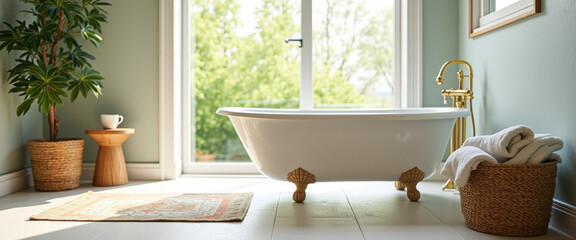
[27,138,84,191]
[459,161,557,237]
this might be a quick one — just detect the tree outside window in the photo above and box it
[192,0,394,161]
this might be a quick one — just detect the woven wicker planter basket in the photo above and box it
[459,161,557,237]
[27,138,84,191]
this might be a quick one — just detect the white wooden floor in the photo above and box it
[0,177,572,240]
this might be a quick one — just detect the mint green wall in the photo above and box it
[56,0,160,164]
[423,0,460,108]
[0,0,158,177]
[0,0,43,176]
[459,1,576,205]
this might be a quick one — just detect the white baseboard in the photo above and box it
[81,163,163,181]
[0,163,162,197]
[0,169,33,197]
[551,199,576,238]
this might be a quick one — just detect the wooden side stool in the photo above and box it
[86,128,135,186]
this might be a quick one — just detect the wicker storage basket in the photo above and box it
[459,161,557,237]
[27,138,84,191]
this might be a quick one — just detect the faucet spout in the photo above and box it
[435,60,473,92]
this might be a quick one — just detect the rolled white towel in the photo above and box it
[506,134,563,164]
[545,153,562,163]
[462,125,534,163]
[441,146,498,188]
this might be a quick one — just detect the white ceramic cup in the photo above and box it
[101,114,124,129]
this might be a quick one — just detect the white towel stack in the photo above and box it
[440,125,563,188]
[461,125,534,163]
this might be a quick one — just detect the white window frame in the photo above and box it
[159,0,422,177]
[159,0,182,180]
[469,0,540,38]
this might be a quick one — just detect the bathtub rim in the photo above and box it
[216,107,470,120]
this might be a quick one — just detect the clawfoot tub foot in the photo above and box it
[394,181,405,190]
[287,168,316,203]
[398,167,425,201]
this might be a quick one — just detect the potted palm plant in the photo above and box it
[0,0,110,191]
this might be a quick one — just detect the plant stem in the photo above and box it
[48,105,59,141]
[49,9,66,67]
[41,43,48,65]
[39,11,48,65]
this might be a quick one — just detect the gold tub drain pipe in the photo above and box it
[436,60,476,190]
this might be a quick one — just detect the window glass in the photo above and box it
[191,0,394,163]
[313,0,395,109]
[192,0,300,162]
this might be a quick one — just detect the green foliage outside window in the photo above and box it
[193,0,393,158]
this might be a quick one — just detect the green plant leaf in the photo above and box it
[70,86,80,102]
[16,98,35,116]
[68,66,103,102]
[1,0,111,129]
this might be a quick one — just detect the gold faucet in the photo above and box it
[436,60,476,190]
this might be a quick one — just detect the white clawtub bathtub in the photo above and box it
[216,107,470,202]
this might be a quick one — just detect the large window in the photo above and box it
[178,0,421,174]
[191,0,302,165]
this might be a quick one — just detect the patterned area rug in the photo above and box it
[30,191,253,222]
